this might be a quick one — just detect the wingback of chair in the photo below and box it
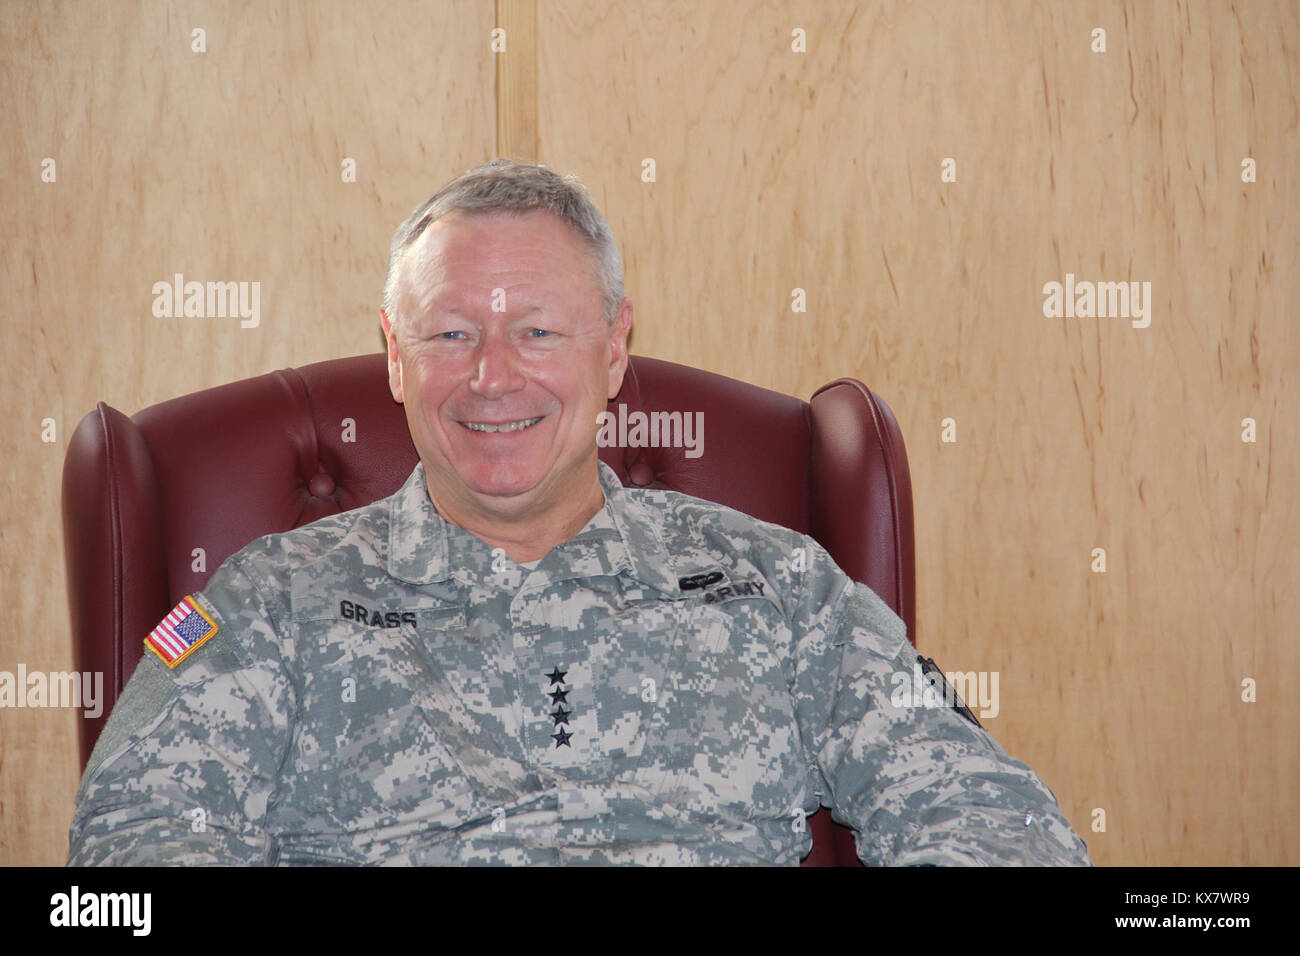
[62,352,915,865]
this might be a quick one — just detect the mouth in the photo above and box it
[459,415,545,434]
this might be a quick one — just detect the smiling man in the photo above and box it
[381,206,631,561]
[68,159,1091,866]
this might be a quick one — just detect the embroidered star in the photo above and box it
[546,667,567,685]
[552,728,573,748]
[548,687,569,705]
[550,706,571,726]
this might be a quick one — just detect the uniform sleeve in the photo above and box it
[67,554,296,866]
[788,540,1092,866]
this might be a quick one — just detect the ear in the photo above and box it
[606,297,633,400]
[380,309,404,404]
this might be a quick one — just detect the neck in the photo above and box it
[427,472,607,564]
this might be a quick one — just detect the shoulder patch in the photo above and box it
[144,595,219,669]
[916,655,984,730]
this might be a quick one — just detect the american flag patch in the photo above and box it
[144,595,219,669]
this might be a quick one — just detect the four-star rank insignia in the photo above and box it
[546,666,573,747]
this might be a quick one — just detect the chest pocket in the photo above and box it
[403,604,543,803]
[635,586,803,819]
[287,600,502,830]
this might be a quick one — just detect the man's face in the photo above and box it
[382,208,632,526]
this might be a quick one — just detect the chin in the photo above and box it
[462,464,547,500]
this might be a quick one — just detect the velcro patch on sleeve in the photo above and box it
[144,595,219,669]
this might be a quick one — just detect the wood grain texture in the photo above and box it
[534,0,1297,865]
[496,0,539,160]
[1,0,1295,867]
[0,0,495,864]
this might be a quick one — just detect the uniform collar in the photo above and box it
[588,459,682,595]
[387,463,452,586]
[387,460,681,596]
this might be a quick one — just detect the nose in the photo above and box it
[469,330,526,398]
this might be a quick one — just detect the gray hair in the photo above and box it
[382,158,624,327]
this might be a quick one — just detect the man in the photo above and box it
[68,159,1091,865]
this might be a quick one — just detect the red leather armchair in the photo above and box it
[62,353,916,866]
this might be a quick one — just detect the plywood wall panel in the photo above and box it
[536,0,1297,865]
[0,0,495,864]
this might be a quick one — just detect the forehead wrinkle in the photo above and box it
[396,212,605,329]
[398,226,546,322]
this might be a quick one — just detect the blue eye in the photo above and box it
[528,328,552,338]
[436,331,466,340]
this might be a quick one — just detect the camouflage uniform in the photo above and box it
[69,461,1091,865]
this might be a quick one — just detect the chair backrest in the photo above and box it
[62,352,915,865]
